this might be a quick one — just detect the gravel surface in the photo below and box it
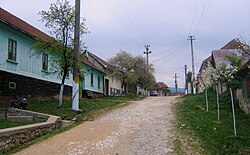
[15,96,178,155]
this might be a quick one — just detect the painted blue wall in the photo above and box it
[0,22,72,86]
[81,63,104,94]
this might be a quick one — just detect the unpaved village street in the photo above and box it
[15,96,178,155]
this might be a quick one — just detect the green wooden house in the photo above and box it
[80,51,106,97]
[0,7,72,97]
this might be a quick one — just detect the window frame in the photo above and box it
[98,76,101,88]
[90,72,94,86]
[42,53,48,71]
[8,39,17,62]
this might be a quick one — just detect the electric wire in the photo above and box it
[194,0,211,36]
[188,0,199,35]
[128,0,148,43]
[105,0,133,38]
[106,0,148,46]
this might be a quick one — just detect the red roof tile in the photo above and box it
[212,49,239,64]
[88,52,108,67]
[198,56,212,73]
[80,54,106,74]
[157,82,169,89]
[0,7,50,40]
[221,39,241,50]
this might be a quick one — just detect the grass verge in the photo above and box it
[0,120,41,129]
[27,95,145,121]
[175,91,250,155]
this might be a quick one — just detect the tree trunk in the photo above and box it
[59,67,67,107]
[216,84,220,123]
[59,84,64,107]
[59,43,68,107]
[205,88,209,112]
[229,87,237,136]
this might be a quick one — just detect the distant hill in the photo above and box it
[169,87,185,93]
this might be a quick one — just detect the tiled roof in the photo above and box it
[198,56,212,73]
[0,7,50,40]
[87,51,108,67]
[221,39,241,50]
[204,55,212,62]
[212,49,239,64]
[80,54,106,74]
[157,82,169,89]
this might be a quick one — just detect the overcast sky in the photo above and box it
[1,0,250,88]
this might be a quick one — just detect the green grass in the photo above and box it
[175,91,250,155]
[27,95,145,121]
[0,120,41,129]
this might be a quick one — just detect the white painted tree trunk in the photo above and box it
[216,85,220,122]
[59,84,64,107]
[205,89,209,112]
[229,87,237,136]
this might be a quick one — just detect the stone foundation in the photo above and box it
[0,109,62,153]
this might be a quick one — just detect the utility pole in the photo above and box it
[184,65,187,95]
[72,0,80,111]
[174,73,178,95]
[144,45,151,96]
[187,36,196,95]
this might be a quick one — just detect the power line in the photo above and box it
[105,0,132,36]
[106,0,147,45]
[194,0,211,36]
[189,0,199,35]
[127,0,147,42]
[188,0,211,36]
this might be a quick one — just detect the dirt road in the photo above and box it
[15,96,178,155]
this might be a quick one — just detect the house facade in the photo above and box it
[157,82,170,96]
[83,51,124,96]
[80,51,106,97]
[108,75,124,96]
[0,7,72,98]
[197,56,212,93]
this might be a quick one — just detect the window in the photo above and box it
[90,73,94,86]
[8,39,17,61]
[42,53,48,71]
[98,76,100,88]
